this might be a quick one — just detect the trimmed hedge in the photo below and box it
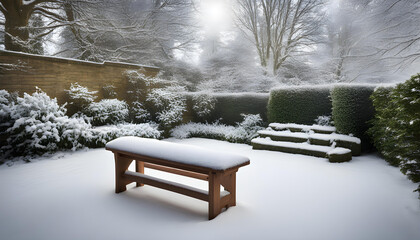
[185,92,269,125]
[267,86,332,125]
[331,84,376,151]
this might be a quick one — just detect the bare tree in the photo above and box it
[234,0,325,75]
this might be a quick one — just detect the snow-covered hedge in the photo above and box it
[171,114,264,144]
[85,99,129,126]
[185,92,269,125]
[331,84,376,150]
[369,75,420,194]
[65,82,98,116]
[268,85,332,125]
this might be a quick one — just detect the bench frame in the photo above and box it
[108,149,249,220]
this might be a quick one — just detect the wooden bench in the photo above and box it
[105,137,250,220]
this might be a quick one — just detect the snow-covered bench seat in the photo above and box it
[105,136,250,220]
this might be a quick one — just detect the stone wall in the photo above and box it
[0,50,159,104]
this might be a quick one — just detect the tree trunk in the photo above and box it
[3,3,31,52]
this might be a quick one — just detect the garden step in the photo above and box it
[251,137,352,162]
[269,123,336,134]
[257,130,361,156]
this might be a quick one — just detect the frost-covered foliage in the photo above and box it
[0,89,161,161]
[192,92,216,118]
[0,90,12,127]
[87,123,161,148]
[85,99,129,126]
[171,114,264,144]
[369,75,420,194]
[147,86,187,130]
[1,89,92,157]
[315,115,333,126]
[102,84,117,98]
[125,70,186,134]
[65,82,98,115]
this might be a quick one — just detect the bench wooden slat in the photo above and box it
[124,171,210,201]
[143,162,209,181]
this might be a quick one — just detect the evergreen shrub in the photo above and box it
[369,75,420,193]
[267,86,331,125]
[331,84,376,150]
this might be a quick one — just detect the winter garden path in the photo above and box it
[0,138,419,240]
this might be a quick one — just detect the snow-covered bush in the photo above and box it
[192,92,216,118]
[85,99,129,126]
[171,114,264,144]
[65,82,98,116]
[268,85,332,125]
[315,115,333,126]
[147,86,186,132]
[102,84,117,98]
[130,101,151,122]
[0,90,12,127]
[1,89,92,157]
[369,75,420,194]
[87,123,161,147]
[125,70,186,134]
[331,84,376,150]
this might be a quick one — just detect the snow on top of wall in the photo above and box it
[251,137,333,153]
[271,84,332,91]
[182,92,269,98]
[0,50,159,70]
[106,136,250,170]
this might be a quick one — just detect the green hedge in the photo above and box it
[331,84,376,151]
[369,75,420,189]
[186,93,269,125]
[267,86,332,125]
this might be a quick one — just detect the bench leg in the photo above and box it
[135,161,144,187]
[114,155,132,193]
[221,171,237,208]
[208,172,222,220]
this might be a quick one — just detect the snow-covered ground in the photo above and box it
[1,138,419,240]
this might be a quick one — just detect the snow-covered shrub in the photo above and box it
[65,82,97,116]
[192,92,216,118]
[1,89,92,157]
[102,84,117,98]
[0,90,12,127]
[171,114,264,144]
[125,70,186,134]
[315,115,333,126]
[147,86,186,132]
[85,99,129,126]
[130,101,151,122]
[331,84,376,150]
[369,75,420,194]
[87,123,161,147]
[268,85,332,125]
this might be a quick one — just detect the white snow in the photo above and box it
[327,147,352,155]
[252,137,334,153]
[1,138,420,240]
[269,123,336,132]
[106,136,250,170]
[258,129,309,139]
[310,133,361,144]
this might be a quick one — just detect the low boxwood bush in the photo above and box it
[331,84,376,151]
[267,86,332,125]
[369,75,420,193]
[171,114,264,144]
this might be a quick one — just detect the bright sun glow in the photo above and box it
[200,0,231,32]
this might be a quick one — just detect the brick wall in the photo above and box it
[0,50,159,104]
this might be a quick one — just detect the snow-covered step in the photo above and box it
[269,123,336,134]
[251,137,352,163]
[258,130,361,156]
